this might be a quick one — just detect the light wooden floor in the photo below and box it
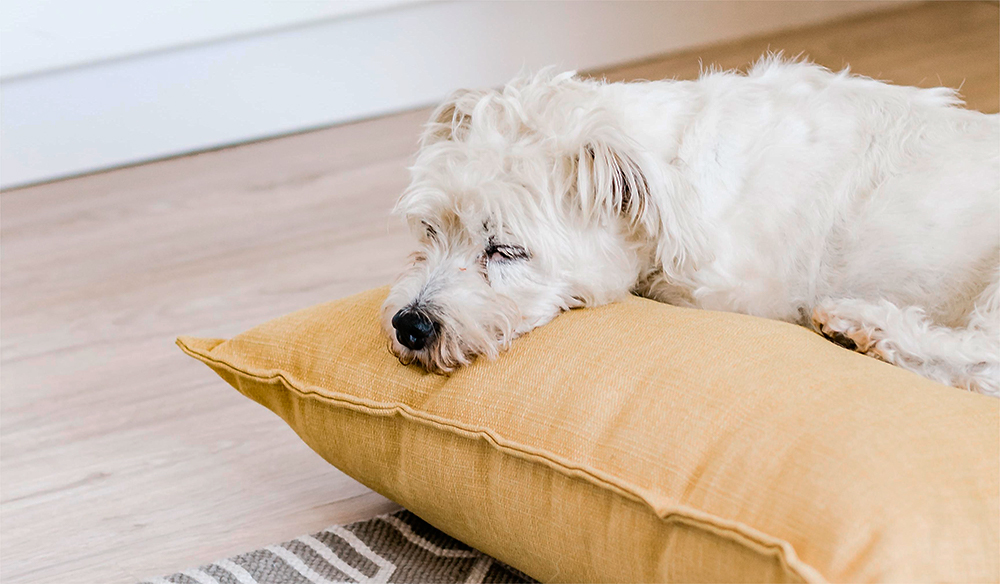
[2,3,997,583]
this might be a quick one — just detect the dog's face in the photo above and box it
[382,145,642,373]
[382,74,660,373]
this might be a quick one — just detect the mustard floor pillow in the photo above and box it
[178,287,999,583]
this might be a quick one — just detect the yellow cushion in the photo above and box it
[178,287,999,583]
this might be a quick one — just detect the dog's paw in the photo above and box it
[811,301,883,357]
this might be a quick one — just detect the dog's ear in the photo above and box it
[574,138,711,279]
[576,140,651,227]
[422,89,485,146]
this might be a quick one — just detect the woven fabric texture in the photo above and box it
[178,287,999,583]
[141,509,534,584]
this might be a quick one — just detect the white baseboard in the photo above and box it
[0,1,906,189]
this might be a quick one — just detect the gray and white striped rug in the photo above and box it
[141,510,535,584]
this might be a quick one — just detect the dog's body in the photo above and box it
[384,58,1000,395]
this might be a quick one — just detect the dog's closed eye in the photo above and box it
[485,242,529,262]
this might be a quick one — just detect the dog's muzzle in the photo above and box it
[391,308,436,351]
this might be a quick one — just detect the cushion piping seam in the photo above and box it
[178,336,826,584]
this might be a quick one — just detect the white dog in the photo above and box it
[382,57,1000,396]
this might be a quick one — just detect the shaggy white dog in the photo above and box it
[382,57,1000,396]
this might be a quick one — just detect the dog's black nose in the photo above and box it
[392,309,436,351]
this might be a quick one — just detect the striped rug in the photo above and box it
[141,509,536,584]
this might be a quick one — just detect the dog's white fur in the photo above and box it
[383,57,1000,396]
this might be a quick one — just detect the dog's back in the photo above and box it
[640,60,999,327]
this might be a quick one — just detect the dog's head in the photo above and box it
[382,72,665,372]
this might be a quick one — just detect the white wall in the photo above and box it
[0,1,905,189]
[0,0,425,79]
